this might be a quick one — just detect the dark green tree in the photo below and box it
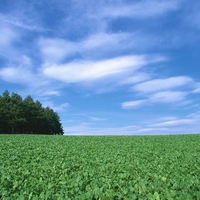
[10,92,27,133]
[0,90,64,135]
[0,90,11,133]
[23,95,38,134]
[44,107,64,135]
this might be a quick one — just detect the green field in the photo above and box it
[0,134,200,199]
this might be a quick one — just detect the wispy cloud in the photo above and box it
[121,100,147,109]
[0,55,34,83]
[0,55,62,98]
[192,83,200,93]
[89,117,108,122]
[38,32,141,63]
[121,75,195,109]
[65,111,200,135]
[150,91,188,103]
[0,22,21,61]
[102,0,182,18]
[38,38,77,63]
[0,13,44,31]
[133,76,193,93]
[82,32,130,49]
[42,55,149,83]
[183,1,200,30]
[152,118,196,127]
[0,23,17,47]
[121,91,188,109]
[43,102,69,112]
[64,120,199,135]
[121,73,151,84]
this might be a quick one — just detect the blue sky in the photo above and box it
[0,0,200,135]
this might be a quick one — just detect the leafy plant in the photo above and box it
[0,134,200,199]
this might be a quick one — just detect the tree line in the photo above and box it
[0,90,64,135]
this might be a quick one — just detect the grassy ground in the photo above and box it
[0,134,200,199]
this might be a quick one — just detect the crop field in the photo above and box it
[0,134,200,199]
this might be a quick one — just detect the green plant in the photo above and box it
[0,134,200,199]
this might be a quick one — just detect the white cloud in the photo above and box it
[64,120,198,135]
[64,110,200,135]
[157,116,178,121]
[0,25,17,47]
[43,55,149,83]
[0,54,35,82]
[0,13,46,31]
[121,100,147,109]
[38,32,137,63]
[36,99,69,112]
[192,83,200,93]
[0,55,63,98]
[103,0,182,18]
[192,88,200,93]
[37,90,61,97]
[121,90,188,110]
[89,117,109,122]
[0,65,54,97]
[82,32,132,49]
[150,91,187,103]
[122,76,193,109]
[121,73,151,84]
[39,38,77,63]
[184,5,200,29]
[64,124,141,135]
[0,23,35,64]
[50,103,69,112]
[0,23,21,61]
[152,119,196,127]
[0,66,33,84]
[133,76,193,93]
